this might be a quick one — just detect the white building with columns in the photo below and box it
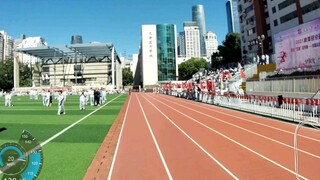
[130,54,138,77]
[205,31,219,58]
[17,36,47,64]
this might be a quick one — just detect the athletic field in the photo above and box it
[0,94,127,179]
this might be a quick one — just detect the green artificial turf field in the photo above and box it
[0,93,127,179]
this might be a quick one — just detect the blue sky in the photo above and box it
[0,0,228,57]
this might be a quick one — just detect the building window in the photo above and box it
[42,66,49,72]
[274,19,278,26]
[266,24,271,30]
[278,0,295,11]
[272,6,276,13]
[302,1,320,15]
[244,5,254,14]
[246,16,255,25]
[280,11,298,24]
[238,4,242,13]
[247,27,256,36]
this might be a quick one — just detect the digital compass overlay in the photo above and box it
[0,130,43,180]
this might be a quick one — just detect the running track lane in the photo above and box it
[109,94,234,179]
[143,94,302,179]
[108,94,169,179]
[152,94,320,158]
[136,94,236,179]
[147,93,320,179]
[108,93,320,179]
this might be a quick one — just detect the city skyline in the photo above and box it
[0,0,228,58]
[226,0,240,33]
[192,4,207,56]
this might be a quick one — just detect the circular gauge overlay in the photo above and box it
[0,130,43,180]
[0,143,28,175]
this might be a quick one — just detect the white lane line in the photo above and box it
[141,95,239,180]
[40,94,122,147]
[153,95,320,159]
[159,95,320,143]
[146,94,308,180]
[108,95,132,180]
[136,95,173,180]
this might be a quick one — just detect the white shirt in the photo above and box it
[80,94,86,101]
[58,94,64,105]
[5,93,11,100]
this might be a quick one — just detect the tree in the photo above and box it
[211,51,223,68]
[19,62,32,87]
[178,57,206,80]
[0,59,34,90]
[212,33,242,68]
[122,67,133,86]
[0,60,14,91]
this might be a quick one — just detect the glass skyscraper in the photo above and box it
[140,24,178,86]
[177,32,186,57]
[71,35,83,44]
[156,24,177,81]
[192,4,206,56]
[226,0,240,33]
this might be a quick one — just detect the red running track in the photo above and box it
[107,93,320,180]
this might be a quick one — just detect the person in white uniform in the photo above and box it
[41,90,46,106]
[79,91,86,110]
[45,90,50,107]
[89,88,94,106]
[84,89,89,105]
[4,91,12,107]
[57,91,66,115]
[102,89,107,104]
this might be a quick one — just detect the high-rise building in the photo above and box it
[238,0,271,61]
[238,0,320,61]
[14,34,26,64]
[192,4,207,56]
[226,0,240,33]
[131,53,139,77]
[0,34,4,61]
[205,31,218,58]
[0,31,14,61]
[184,21,201,59]
[157,24,178,82]
[71,35,83,44]
[268,0,320,36]
[177,32,186,57]
[139,24,178,86]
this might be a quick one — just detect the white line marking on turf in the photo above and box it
[141,95,239,180]
[153,95,320,159]
[40,95,122,147]
[147,94,308,180]
[136,95,173,180]
[107,95,132,180]
[0,95,123,176]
